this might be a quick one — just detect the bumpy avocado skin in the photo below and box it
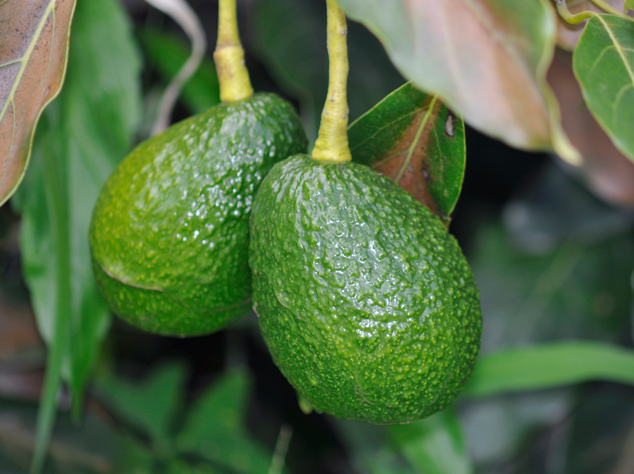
[249,155,482,424]
[90,93,307,336]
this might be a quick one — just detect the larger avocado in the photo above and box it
[90,93,307,336]
[249,155,482,424]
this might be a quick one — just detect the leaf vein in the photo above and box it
[349,108,425,151]
[0,100,16,195]
[0,1,56,126]
[0,58,23,69]
[612,83,634,123]
[596,15,634,85]
[588,44,617,76]
[395,96,438,184]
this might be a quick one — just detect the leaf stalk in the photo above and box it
[555,0,598,23]
[556,0,634,24]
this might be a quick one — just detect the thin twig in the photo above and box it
[145,0,207,135]
[269,425,293,474]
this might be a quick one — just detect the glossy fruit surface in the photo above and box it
[249,154,482,424]
[90,93,307,336]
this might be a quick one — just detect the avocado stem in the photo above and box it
[214,0,254,102]
[312,0,352,163]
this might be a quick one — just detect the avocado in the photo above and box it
[249,154,482,424]
[90,93,307,336]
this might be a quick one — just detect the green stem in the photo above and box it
[590,0,634,22]
[213,0,253,102]
[555,0,633,23]
[555,0,599,23]
[30,146,72,474]
[312,0,352,163]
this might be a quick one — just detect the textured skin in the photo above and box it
[90,94,307,336]
[249,155,482,424]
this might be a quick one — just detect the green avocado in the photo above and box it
[249,155,482,424]
[90,93,307,336]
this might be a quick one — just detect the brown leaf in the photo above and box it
[0,0,77,206]
[367,100,459,221]
[556,0,633,50]
[374,106,446,217]
[548,48,634,206]
[348,83,466,224]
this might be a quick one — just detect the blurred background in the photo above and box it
[1,0,634,472]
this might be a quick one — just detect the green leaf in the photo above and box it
[573,14,634,162]
[470,196,634,353]
[138,28,220,115]
[116,436,155,474]
[0,0,77,206]
[176,369,272,474]
[625,0,634,12]
[464,342,634,397]
[336,0,579,163]
[335,412,472,474]
[250,0,404,141]
[349,83,465,221]
[387,410,473,474]
[99,362,187,446]
[27,123,72,474]
[10,0,142,470]
[14,0,141,393]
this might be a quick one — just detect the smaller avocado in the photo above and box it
[249,155,482,424]
[90,93,307,336]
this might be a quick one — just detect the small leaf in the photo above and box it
[178,369,250,436]
[176,369,272,474]
[387,410,473,474]
[139,29,220,115]
[464,342,634,397]
[626,0,634,12]
[573,14,634,162]
[349,83,465,222]
[336,0,579,163]
[99,362,187,444]
[0,0,77,206]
